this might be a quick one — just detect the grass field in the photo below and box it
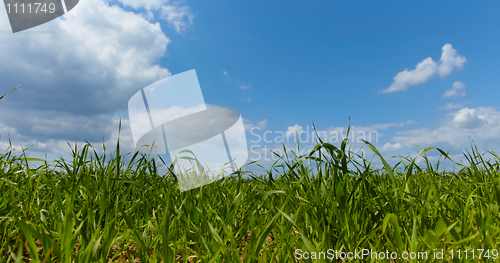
[1,133,500,262]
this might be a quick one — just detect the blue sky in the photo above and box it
[0,0,499,169]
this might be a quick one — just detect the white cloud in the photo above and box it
[257,119,268,130]
[369,123,397,130]
[222,71,251,90]
[0,0,185,155]
[159,4,194,33]
[380,142,403,152]
[438,102,468,111]
[438,44,467,78]
[402,119,418,126]
[0,0,171,111]
[453,107,485,128]
[243,118,268,133]
[391,107,500,149]
[370,120,416,130]
[115,0,193,33]
[382,57,438,93]
[369,123,398,130]
[236,79,252,90]
[443,81,466,98]
[280,123,391,144]
[285,124,305,138]
[0,115,137,160]
[382,44,467,93]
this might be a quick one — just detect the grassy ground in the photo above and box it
[1,136,499,262]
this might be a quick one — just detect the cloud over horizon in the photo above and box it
[0,0,191,155]
[390,106,500,151]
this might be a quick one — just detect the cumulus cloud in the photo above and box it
[382,44,467,93]
[443,81,466,98]
[159,4,194,33]
[0,0,193,156]
[453,107,485,128]
[391,107,500,150]
[382,57,438,93]
[380,142,403,152]
[0,0,171,114]
[0,115,136,159]
[285,124,305,138]
[115,0,193,32]
[438,44,467,78]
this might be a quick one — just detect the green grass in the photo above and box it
[1,134,500,262]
